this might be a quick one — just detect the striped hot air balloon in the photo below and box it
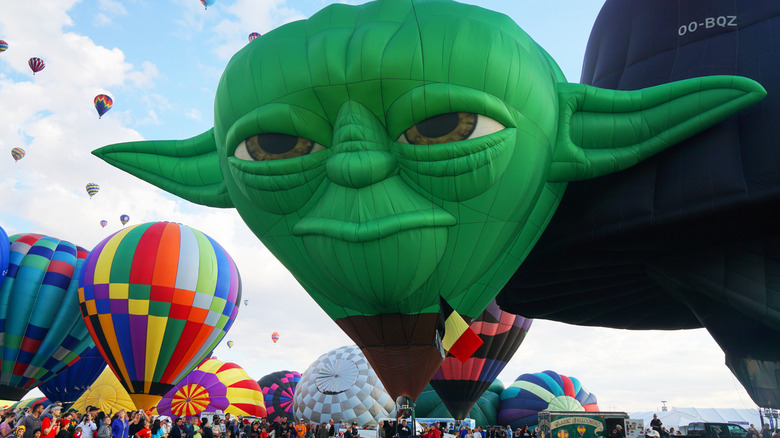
[156,357,265,419]
[498,370,599,429]
[11,148,24,162]
[200,0,215,9]
[248,32,261,42]
[94,94,113,119]
[77,222,242,409]
[28,57,44,74]
[86,183,100,198]
[430,300,532,420]
[0,41,8,53]
[0,234,96,400]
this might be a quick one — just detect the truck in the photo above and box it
[537,411,630,438]
[681,423,749,438]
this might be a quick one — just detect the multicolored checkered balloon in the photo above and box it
[77,222,242,409]
[257,370,300,422]
[157,357,265,419]
[0,234,95,400]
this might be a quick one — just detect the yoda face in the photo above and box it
[95,0,763,372]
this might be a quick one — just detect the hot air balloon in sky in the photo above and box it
[77,222,242,409]
[38,346,106,403]
[243,299,248,307]
[156,357,265,419]
[11,148,24,162]
[28,57,44,74]
[498,370,599,429]
[0,233,95,400]
[294,345,396,426]
[257,370,300,422]
[119,214,129,226]
[72,367,136,414]
[200,0,215,9]
[92,0,766,403]
[94,94,113,119]
[271,332,279,343]
[100,220,108,228]
[248,32,260,42]
[430,300,531,420]
[227,340,234,349]
[0,41,7,53]
[86,183,99,198]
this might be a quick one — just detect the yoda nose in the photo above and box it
[327,101,398,188]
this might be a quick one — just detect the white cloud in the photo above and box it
[98,0,128,16]
[185,108,202,121]
[93,12,113,27]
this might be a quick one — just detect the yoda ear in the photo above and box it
[549,76,766,182]
[93,128,234,208]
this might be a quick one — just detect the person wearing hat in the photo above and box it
[13,426,25,438]
[40,406,61,438]
[294,421,306,438]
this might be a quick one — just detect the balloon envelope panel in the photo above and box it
[415,381,503,428]
[498,371,599,429]
[39,346,106,403]
[78,222,242,406]
[0,226,8,289]
[71,367,137,414]
[0,234,94,400]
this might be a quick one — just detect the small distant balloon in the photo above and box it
[227,340,234,349]
[11,148,24,162]
[200,0,216,9]
[94,94,113,119]
[100,220,108,228]
[86,183,100,198]
[28,57,44,74]
[248,32,261,42]
[271,332,279,343]
[244,299,248,307]
[0,41,8,53]
[120,214,130,226]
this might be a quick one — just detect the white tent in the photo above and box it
[629,408,763,432]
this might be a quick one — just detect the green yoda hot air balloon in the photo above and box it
[93,0,765,400]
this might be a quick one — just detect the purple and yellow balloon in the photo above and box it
[77,222,242,408]
[94,94,113,119]
[11,148,24,163]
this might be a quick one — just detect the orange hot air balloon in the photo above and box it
[271,332,279,343]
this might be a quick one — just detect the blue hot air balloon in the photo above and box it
[39,346,106,403]
[0,234,96,400]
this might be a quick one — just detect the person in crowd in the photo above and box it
[473,427,483,438]
[397,421,410,438]
[111,411,128,438]
[135,420,151,438]
[97,417,111,438]
[650,415,662,436]
[13,426,25,438]
[201,419,213,438]
[763,425,773,438]
[1,413,18,438]
[77,414,97,438]
[505,427,513,438]
[19,404,45,438]
[151,420,163,438]
[317,424,327,438]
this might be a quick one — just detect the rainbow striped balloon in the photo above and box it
[157,357,265,419]
[0,234,95,400]
[77,222,242,409]
[0,41,8,53]
[11,147,25,162]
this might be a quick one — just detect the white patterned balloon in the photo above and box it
[293,345,397,426]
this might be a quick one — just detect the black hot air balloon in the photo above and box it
[497,0,780,408]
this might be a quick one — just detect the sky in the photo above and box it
[0,0,761,414]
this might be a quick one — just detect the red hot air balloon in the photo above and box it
[271,332,279,343]
[28,57,44,74]
[248,32,261,42]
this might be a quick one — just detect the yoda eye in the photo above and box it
[397,112,505,145]
[234,133,324,161]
